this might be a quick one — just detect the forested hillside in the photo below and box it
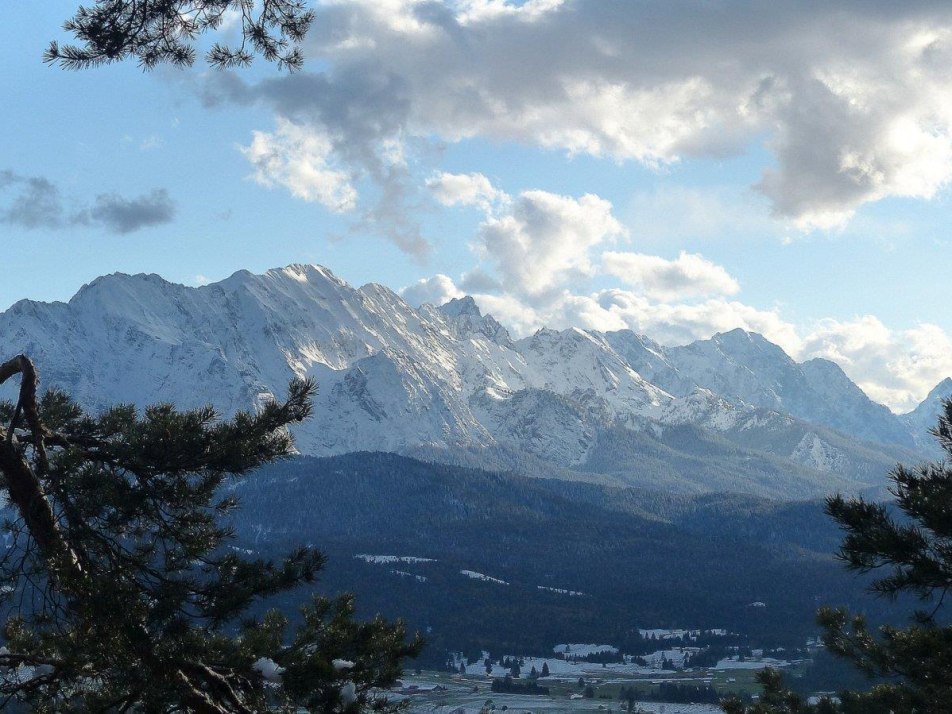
[230,453,887,662]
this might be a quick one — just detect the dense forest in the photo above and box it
[227,452,892,664]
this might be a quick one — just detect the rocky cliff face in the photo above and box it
[0,264,936,498]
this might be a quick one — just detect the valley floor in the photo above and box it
[390,670,757,714]
[400,671,724,713]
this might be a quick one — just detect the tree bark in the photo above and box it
[0,356,84,582]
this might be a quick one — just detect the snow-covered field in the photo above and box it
[391,569,428,582]
[409,695,721,713]
[399,671,724,713]
[538,586,585,596]
[460,570,509,585]
[449,640,792,680]
[356,554,436,564]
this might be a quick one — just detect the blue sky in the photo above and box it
[5,1,952,410]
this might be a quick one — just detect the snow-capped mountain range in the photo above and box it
[0,264,946,499]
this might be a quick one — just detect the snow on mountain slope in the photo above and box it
[799,358,913,448]
[664,330,915,449]
[657,388,898,479]
[0,264,925,497]
[604,329,699,398]
[434,296,512,345]
[901,377,952,450]
[514,327,670,424]
[660,388,743,431]
[0,265,645,465]
[790,433,850,474]
[470,387,597,465]
[297,350,492,456]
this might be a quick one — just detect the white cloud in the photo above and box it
[467,283,952,412]
[601,251,740,300]
[400,273,464,306]
[410,171,952,411]
[203,0,952,268]
[467,292,544,337]
[203,1,952,230]
[462,286,798,356]
[239,119,356,212]
[476,190,625,298]
[462,284,952,412]
[426,171,507,211]
[412,263,949,412]
[799,316,952,412]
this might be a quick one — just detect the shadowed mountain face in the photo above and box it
[0,264,941,499]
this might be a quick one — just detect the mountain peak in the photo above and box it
[901,377,952,448]
[0,263,926,475]
[712,328,772,348]
[707,328,795,365]
[438,296,511,345]
[925,377,952,402]
[439,296,481,318]
[716,327,753,340]
[69,271,177,307]
[270,263,347,287]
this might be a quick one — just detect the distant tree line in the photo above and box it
[491,675,549,696]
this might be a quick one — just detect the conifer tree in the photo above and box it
[722,399,952,713]
[0,355,421,711]
[47,0,313,70]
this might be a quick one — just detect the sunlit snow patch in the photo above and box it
[459,570,508,585]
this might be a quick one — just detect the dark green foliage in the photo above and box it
[722,399,952,713]
[0,368,420,712]
[231,452,884,660]
[490,675,548,696]
[620,682,722,705]
[46,0,313,70]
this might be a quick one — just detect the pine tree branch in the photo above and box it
[0,355,86,587]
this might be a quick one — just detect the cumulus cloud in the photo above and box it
[459,282,952,412]
[405,247,951,410]
[601,251,740,300]
[799,316,952,412]
[423,177,797,357]
[464,287,800,358]
[208,66,427,255]
[240,119,356,212]
[472,285,952,411]
[0,170,175,235]
[411,171,952,411]
[400,273,463,306]
[592,289,802,355]
[203,1,952,230]
[426,171,507,211]
[477,190,625,298]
